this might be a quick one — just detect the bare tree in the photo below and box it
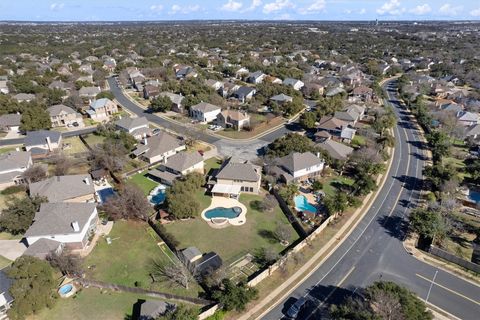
[22,165,47,183]
[89,140,127,173]
[51,152,72,176]
[151,259,193,290]
[274,223,292,245]
[369,290,404,320]
[46,249,83,277]
[101,184,152,221]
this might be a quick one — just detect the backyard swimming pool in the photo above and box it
[148,184,166,205]
[294,195,317,213]
[97,188,115,203]
[204,206,242,219]
[468,190,480,203]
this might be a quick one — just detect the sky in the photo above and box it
[0,0,479,21]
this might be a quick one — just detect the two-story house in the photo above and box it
[209,158,261,198]
[0,151,32,191]
[190,102,222,123]
[132,132,186,164]
[24,130,62,158]
[47,104,84,128]
[158,92,185,113]
[216,110,250,131]
[148,151,204,185]
[87,98,118,121]
[270,152,325,183]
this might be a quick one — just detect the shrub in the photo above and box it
[0,185,26,195]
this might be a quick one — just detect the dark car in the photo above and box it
[152,128,161,136]
[286,297,307,319]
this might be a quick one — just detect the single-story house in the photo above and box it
[0,150,32,190]
[24,130,62,157]
[271,152,325,183]
[143,85,160,99]
[24,202,98,250]
[317,116,356,142]
[13,93,35,102]
[190,102,222,123]
[115,116,150,140]
[132,132,186,164]
[148,151,204,185]
[270,93,293,105]
[216,110,250,131]
[352,86,374,102]
[317,139,354,161]
[205,79,223,91]
[0,113,21,133]
[47,104,84,128]
[456,111,479,127]
[247,71,266,84]
[87,98,118,121]
[209,157,262,197]
[29,175,96,203]
[23,238,64,260]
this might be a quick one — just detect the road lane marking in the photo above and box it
[416,273,480,306]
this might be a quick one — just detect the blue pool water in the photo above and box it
[294,195,317,213]
[205,207,242,219]
[97,188,115,203]
[148,185,166,205]
[59,284,73,295]
[468,191,480,203]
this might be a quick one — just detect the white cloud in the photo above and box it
[410,4,431,15]
[472,8,480,17]
[263,0,293,14]
[377,0,405,16]
[222,0,243,12]
[299,0,326,14]
[150,4,163,12]
[439,4,463,16]
[359,8,367,15]
[50,3,64,11]
[243,0,262,12]
[169,4,201,14]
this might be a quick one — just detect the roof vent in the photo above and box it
[72,221,80,232]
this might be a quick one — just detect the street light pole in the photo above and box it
[425,270,438,304]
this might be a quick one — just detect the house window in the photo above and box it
[249,187,253,192]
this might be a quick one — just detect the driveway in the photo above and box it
[0,240,27,261]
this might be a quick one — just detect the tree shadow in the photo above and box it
[258,229,278,243]
[406,140,428,150]
[393,175,424,191]
[410,151,429,161]
[377,215,409,241]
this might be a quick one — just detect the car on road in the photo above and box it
[286,297,307,319]
[152,128,161,136]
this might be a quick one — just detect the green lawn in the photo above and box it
[0,255,11,269]
[321,176,355,197]
[84,221,203,298]
[129,171,159,195]
[351,135,367,147]
[31,288,172,320]
[62,136,88,155]
[165,193,299,265]
[83,134,106,148]
[194,188,212,212]
[0,232,22,240]
[0,147,17,154]
[204,157,222,174]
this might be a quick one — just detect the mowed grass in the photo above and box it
[84,221,203,298]
[165,193,299,264]
[129,171,159,195]
[83,134,106,147]
[204,157,222,174]
[30,288,162,320]
[62,136,88,155]
[321,176,355,197]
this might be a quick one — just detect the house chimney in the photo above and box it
[317,152,321,158]
[84,177,90,185]
[72,221,80,232]
[46,136,53,151]
[144,137,148,146]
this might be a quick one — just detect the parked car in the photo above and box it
[286,297,307,319]
[152,128,161,136]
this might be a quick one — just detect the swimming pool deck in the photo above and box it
[201,196,247,227]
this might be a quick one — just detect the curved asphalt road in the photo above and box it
[261,80,480,320]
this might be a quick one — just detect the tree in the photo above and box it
[157,304,197,320]
[278,183,299,206]
[212,279,258,312]
[7,256,57,320]
[312,180,323,191]
[426,130,451,163]
[299,111,317,129]
[89,140,128,172]
[150,95,172,113]
[46,249,83,277]
[51,152,72,176]
[324,192,349,216]
[0,196,47,234]
[465,159,480,185]
[101,184,152,221]
[95,91,114,100]
[44,88,64,105]
[267,133,316,157]
[150,260,193,289]
[274,223,292,245]
[22,165,47,183]
[165,173,203,219]
[409,207,446,240]
[20,106,51,131]
[251,194,277,212]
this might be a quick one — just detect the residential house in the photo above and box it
[0,151,32,190]
[317,116,356,142]
[205,79,223,91]
[148,151,204,185]
[334,105,365,127]
[235,67,249,79]
[456,111,479,127]
[158,92,185,113]
[247,71,266,84]
[48,80,71,93]
[0,113,21,133]
[216,110,250,131]
[190,102,222,123]
[466,124,480,140]
[302,82,325,97]
[78,64,94,75]
[0,79,9,94]
[175,66,197,79]
[209,157,261,197]
[325,87,346,97]
[13,93,35,102]
[132,300,175,320]
[0,271,13,318]
[143,85,160,99]
[232,86,256,103]
[25,130,62,157]
[29,175,96,203]
[283,78,305,91]
[270,93,293,105]
[352,86,374,102]
[79,86,101,98]
[219,81,240,98]
[265,76,283,84]
[47,104,84,128]
[317,139,353,161]
[23,238,64,260]
[103,58,117,72]
[24,202,98,250]
[87,98,118,121]
[132,132,186,164]
[115,116,150,140]
[271,152,325,183]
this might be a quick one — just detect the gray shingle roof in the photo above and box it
[29,175,95,202]
[23,238,62,259]
[25,130,61,148]
[115,116,149,131]
[318,140,353,160]
[24,202,96,238]
[278,152,324,174]
[270,93,293,102]
[0,151,31,173]
[165,151,203,173]
[47,104,77,117]
[159,92,184,105]
[141,132,184,160]
[216,158,260,182]
[0,113,21,127]
[190,102,221,113]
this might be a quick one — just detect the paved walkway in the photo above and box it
[0,240,27,260]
